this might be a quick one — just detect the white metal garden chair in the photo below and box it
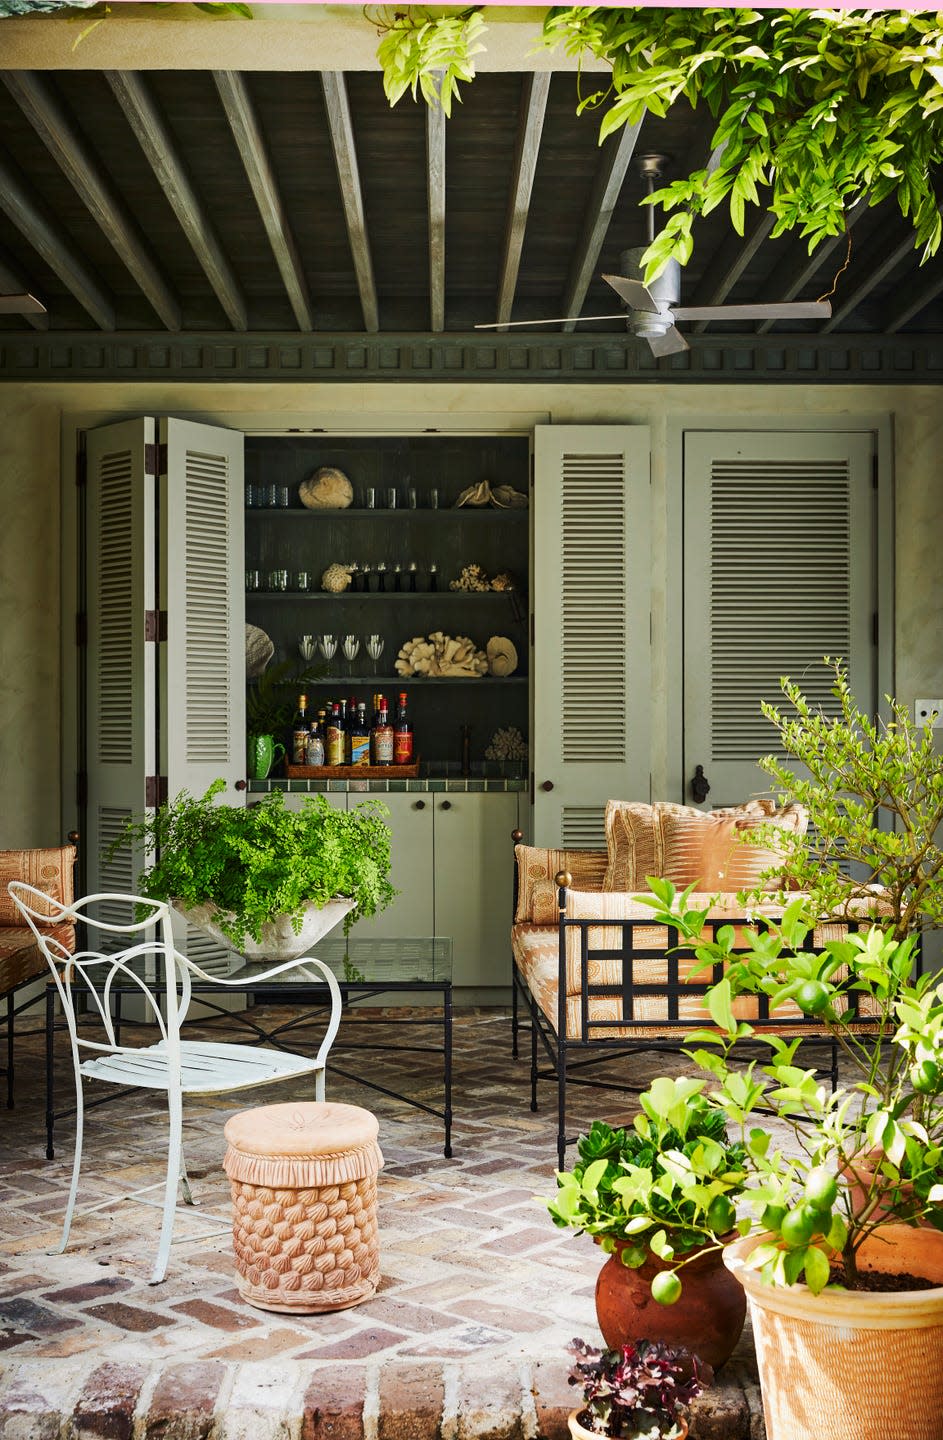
[8,881,344,1285]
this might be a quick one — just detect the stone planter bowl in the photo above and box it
[176,897,355,962]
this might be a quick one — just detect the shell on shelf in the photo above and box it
[485,725,528,761]
[491,484,528,509]
[454,480,493,508]
[299,466,354,510]
[395,631,488,678]
[450,563,491,593]
[320,563,353,594]
[486,635,518,677]
[246,624,275,679]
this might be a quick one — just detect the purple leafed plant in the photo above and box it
[568,1338,712,1440]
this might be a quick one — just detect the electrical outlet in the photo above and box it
[915,699,943,728]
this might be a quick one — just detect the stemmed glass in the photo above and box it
[318,634,338,668]
[365,634,385,675]
[299,635,317,664]
[342,634,360,676]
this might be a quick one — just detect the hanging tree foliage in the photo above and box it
[374,6,943,279]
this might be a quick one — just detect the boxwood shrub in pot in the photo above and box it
[114,779,395,958]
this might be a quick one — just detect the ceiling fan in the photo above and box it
[0,293,47,315]
[477,154,830,357]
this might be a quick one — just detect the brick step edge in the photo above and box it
[0,1355,764,1440]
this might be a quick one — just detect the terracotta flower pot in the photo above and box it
[568,1408,688,1440]
[724,1226,943,1440]
[594,1239,746,1371]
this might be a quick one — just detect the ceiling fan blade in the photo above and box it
[670,300,831,322]
[647,325,689,357]
[0,293,47,314]
[475,314,629,330]
[602,274,658,313]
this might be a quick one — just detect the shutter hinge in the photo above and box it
[76,771,88,807]
[75,612,87,646]
[144,609,168,642]
[75,449,87,488]
[145,775,168,808]
[145,442,168,479]
[873,612,879,647]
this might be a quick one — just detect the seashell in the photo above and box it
[486,635,518,677]
[485,725,528,761]
[490,484,528,509]
[454,481,492,508]
[321,563,353,594]
[246,624,275,679]
[490,571,515,592]
[299,466,354,510]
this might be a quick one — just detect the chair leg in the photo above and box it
[512,965,519,1059]
[315,1066,326,1103]
[5,992,12,1109]
[150,1086,184,1285]
[53,1068,84,1256]
[557,1039,567,1173]
[179,1148,194,1207]
[530,1008,539,1112]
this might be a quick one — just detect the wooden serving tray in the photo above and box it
[286,759,421,780]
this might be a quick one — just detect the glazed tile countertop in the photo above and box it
[249,773,527,794]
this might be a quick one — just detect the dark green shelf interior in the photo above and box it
[245,433,530,767]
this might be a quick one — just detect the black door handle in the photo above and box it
[413,799,426,810]
[440,800,452,810]
[691,765,711,804]
[540,780,554,792]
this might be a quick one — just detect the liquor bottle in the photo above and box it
[291,694,309,765]
[345,696,358,762]
[306,715,325,767]
[393,691,414,765]
[428,562,438,592]
[325,702,345,767]
[349,703,371,766]
[371,697,394,765]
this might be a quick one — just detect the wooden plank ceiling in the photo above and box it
[0,67,941,346]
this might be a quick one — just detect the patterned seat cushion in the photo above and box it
[0,845,77,996]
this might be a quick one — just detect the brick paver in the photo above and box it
[0,1008,765,1437]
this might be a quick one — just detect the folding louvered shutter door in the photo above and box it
[85,418,157,910]
[161,418,245,977]
[683,430,876,808]
[533,426,651,846]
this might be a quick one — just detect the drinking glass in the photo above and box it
[386,487,398,509]
[267,568,288,591]
[364,487,376,509]
[342,634,360,675]
[264,484,278,508]
[365,634,385,674]
[245,569,261,591]
[245,483,258,508]
[318,634,338,662]
[428,488,439,509]
[293,571,310,591]
[407,486,418,509]
[299,635,316,663]
[276,485,291,508]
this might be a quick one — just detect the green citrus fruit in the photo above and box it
[911,1060,940,1095]
[651,1270,683,1306]
[761,1204,787,1233]
[706,1195,737,1236]
[779,1207,816,1247]
[795,979,830,1015]
[804,1167,838,1211]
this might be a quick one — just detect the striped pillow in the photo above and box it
[603,800,805,893]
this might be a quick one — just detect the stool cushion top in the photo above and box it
[225,1102,378,1157]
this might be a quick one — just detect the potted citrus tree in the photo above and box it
[546,1077,748,1369]
[635,662,943,1440]
[114,778,395,961]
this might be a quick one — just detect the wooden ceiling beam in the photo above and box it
[0,243,49,331]
[213,70,314,333]
[689,210,777,332]
[0,145,114,330]
[495,72,550,329]
[320,72,379,334]
[106,71,247,331]
[2,70,181,332]
[426,91,446,334]
[755,198,868,334]
[882,260,943,333]
[561,119,643,331]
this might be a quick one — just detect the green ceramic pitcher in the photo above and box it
[247,733,285,780]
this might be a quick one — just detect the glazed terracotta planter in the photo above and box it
[594,1239,746,1370]
[724,1226,943,1440]
[568,1409,687,1440]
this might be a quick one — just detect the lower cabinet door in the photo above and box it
[345,792,434,946]
[433,793,519,994]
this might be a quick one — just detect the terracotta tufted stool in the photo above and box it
[222,1101,383,1314]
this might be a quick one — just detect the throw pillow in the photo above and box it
[659,804,807,891]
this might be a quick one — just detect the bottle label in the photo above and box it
[292,730,308,764]
[373,726,394,764]
[350,734,371,766]
[394,732,414,765]
[326,729,345,766]
[306,735,325,766]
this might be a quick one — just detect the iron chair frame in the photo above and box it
[9,881,343,1285]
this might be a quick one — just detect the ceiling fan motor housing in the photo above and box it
[619,247,681,338]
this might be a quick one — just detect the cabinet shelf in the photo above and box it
[246,507,528,519]
[247,590,524,601]
[275,675,528,687]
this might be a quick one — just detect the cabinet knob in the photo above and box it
[413,799,426,810]
[539,780,554,792]
[440,799,452,810]
[235,779,248,791]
